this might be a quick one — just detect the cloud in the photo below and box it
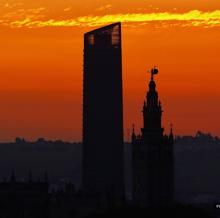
[3,2,23,9]
[3,7,47,16]
[1,10,220,28]
[4,3,10,8]
[96,4,112,11]
[2,7,47,20]
[64,7,72,12]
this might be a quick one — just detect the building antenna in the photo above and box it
[127,128,131,142]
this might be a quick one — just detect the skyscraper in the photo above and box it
[82,23,124,201]
[132,68,174,207]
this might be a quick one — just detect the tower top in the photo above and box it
[84,22,121,49]
[149,67,159,81]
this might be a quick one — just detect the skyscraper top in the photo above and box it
[84,22,121,49]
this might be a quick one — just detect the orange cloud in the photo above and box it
[3,2,23,9]
[2,7,47,20]
[96,4,112,11]
[64,7,72,12]
[1,10,220,28]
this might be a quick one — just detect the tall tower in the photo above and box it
[82,23,124,201]
[132,68,174,207]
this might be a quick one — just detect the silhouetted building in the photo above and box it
[0,173,49,218]
[82,23,124,202]
[132,68,174,207]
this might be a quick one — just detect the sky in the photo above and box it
[0,0,220,142]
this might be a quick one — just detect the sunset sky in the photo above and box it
[0,0,220,142]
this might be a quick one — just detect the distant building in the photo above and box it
[132,68,174,207]
[0,173,49,218]
[82,23,124,202]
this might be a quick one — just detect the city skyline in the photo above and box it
[0,7,220,214]
[0,0,220,141]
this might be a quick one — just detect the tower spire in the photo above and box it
[143,67,162,130]
[132,123,136,143]
[169,123,174,141]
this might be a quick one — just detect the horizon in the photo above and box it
[0,130,218,144]
[0,0,220,141]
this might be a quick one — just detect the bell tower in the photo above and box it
[143,68,163,131]
[132,67,174,207]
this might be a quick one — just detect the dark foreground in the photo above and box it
[73,204,218,218]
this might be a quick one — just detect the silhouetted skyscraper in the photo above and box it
[132,68,174,207]
[82,23,124,202]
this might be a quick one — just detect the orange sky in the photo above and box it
[0,0,220,142]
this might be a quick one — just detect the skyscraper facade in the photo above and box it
[82,23,124,201]
[132,68,174,207]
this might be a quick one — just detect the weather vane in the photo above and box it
[148,66,159,80]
